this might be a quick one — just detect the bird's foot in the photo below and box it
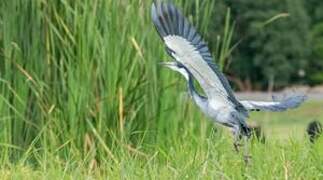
[234,142,252,164]
[243,154,252,164]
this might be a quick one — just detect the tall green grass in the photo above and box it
[0,0,322,178]
[0,0,217,164]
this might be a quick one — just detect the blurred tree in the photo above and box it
[232,0,310,90]
[204,0,311,90]
[305,0,323,23]
[305,1,323,85]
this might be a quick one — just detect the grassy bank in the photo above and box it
[0,110,321,179]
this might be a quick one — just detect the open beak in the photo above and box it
[159,61,174,67]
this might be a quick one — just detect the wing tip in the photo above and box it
[151,1,168,38]
[151,1,186,38]
[151,1,158,21]
[279,93,308,110]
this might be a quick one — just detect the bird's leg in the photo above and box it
[234,142,241,152]
[232,127,242,152]
[243,136,252,164]
[233,137,241,152]
[232,126,252,164]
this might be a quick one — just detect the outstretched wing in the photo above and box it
[240,94,307,112]
[151,2,244,110]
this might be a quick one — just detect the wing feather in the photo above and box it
[151,2,244,111]
[240,94,307,112]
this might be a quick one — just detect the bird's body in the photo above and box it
[152,2,306,149]
[161,62,251,140]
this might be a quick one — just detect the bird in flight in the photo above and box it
[151,1,306,152]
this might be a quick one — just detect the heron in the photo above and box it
[152,2,307,152]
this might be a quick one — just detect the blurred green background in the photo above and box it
[0,0,322,178]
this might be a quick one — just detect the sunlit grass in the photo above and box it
[0,123,322,179]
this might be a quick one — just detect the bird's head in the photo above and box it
[159,61,189,80]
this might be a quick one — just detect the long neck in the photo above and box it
[187,73,207,107]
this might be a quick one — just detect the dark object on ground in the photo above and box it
[307,121,322,143]
[249,124,266,143]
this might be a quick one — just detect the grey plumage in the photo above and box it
[151,2,245,110]
[241,95,307,112]
[159,61,251,140]
[152,2,307,151]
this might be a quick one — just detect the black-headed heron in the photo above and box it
[152,1,307,155]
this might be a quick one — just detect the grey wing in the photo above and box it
[240,94,307,112]
[151,2,244,111]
